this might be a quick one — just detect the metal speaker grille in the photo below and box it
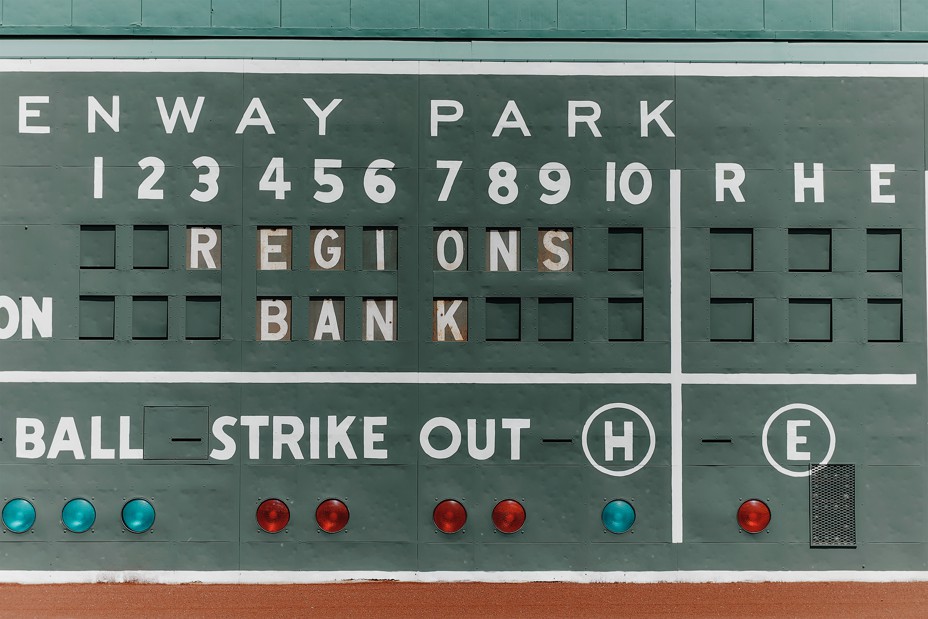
[809,464,856,548]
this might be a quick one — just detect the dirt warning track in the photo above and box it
[0,582,926,618]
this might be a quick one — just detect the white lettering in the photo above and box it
[258,228,289,270]
[542,230,570,271]
[420,417,462,459]
[209,416,237,461]
[313,299,342,341]
[870,163,896,204]
[437,230,465,271]
[435,299,464,341]
[604,420,634,462]
[313,229,342,270]
[715,163,746,203]
[16,418,45,459]
[90,416,115,459]
[241,415,270,460]
[259,299,289,341]
[157,96,204,134]
[88,96,119,133]
[501,418,531,460]
[19,96,50,134]
[363,416,388,459]
[466,418,496,460]
[640,100,674,137]
[272,416,304,460]
[786,419,811,461]
[492,100,531,137]
[328,415,357,459]
[0,296,20,340]
[235,98,275,135]
[119,416,143,459]
[47,417,85,460]
[430,100,463,137]
[794,162,825,203]
[489,229,519,272]
[568,101,602,138]
[303,98,342,136]
[190,228,219,269]
[619,162,652,205]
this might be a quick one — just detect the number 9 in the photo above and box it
[539,162,570,205]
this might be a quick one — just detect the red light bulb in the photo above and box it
[433,499,467,534]
[737,499,771,534]
[256,498,290,533]
[492,500,526,534]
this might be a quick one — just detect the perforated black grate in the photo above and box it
[809,464,856,548]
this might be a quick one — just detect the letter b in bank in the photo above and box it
[582,403,656,477]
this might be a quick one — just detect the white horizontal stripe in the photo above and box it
[685,373,918,385]
[0,59,923,77]
[0,371,670,384]
[0,371,913,385]
[676,62,926,78]
[0,570,927,584]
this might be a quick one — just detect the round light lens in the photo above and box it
[492,499,526,534]
[737,499,771,534]
[122,499,155,533]
[315,499,349,534]
[602,499,636,534]
[433,499,467,534]
[256,498,290,533]
[2,498,36,533]
[62,498,96,533]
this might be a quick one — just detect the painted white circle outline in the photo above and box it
[762,403,836,478]
[582,403,656,477]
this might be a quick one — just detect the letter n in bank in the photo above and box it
[363,298,397,341]
[433,298,467,342]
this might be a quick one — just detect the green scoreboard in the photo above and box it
[0,59,923,577]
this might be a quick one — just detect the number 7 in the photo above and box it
[436,160,462,202]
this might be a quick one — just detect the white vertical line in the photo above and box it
[670,169,683,544]
[93,157,103,199]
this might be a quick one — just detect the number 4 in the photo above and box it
[436,160,462,202]
[259,157,291,200]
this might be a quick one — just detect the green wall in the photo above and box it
[3,0,928,39]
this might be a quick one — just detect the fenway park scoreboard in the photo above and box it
[0,60,924,575]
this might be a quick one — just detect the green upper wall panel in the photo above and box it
[3,0,928,39]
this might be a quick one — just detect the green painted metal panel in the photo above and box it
[696,0,765,31]
[2,0,71,26]
[71,0,140,27]
[351,0,419,29]
[834,0,902,32]
[211,0,281,29]
[489,0,557,31]
[557,0,626,32]
[132,296,168,340]
[141,0,212,28]
[902,0,928,31]
[282,0,351,28]
[867,229,903,272]
[420,0,488,30]
[765,0,833,32]
[133,226,169,270]
[0,60,923,576]
[0,0,927,39]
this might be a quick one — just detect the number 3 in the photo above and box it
[190,156,220,203]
